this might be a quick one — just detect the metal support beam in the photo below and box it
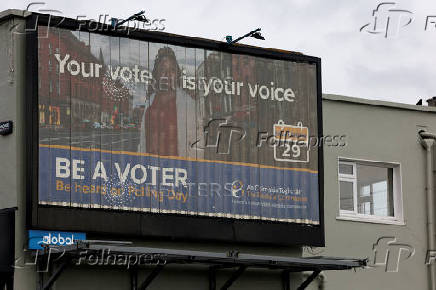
[130,268,138,290]
[281,270,290,290]
[54,244,366,271]
[39,270,44,290]
[138,264,165,290]
[220,266,247,290]
[209,266,217,290]
[38,244,366,290]
[42,260,69,290]
[297,270,321,290]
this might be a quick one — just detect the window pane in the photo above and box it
[339,163,353,175]
[340,181,354,211]
[356,164,394,217]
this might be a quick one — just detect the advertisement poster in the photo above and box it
[38,26,320,224]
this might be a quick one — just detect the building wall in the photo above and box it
[320,94,436,290]
[0,13,19,210]
[0,11,39,290]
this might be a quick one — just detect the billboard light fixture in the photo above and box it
[111,10,150,29]
[226,28,265,44]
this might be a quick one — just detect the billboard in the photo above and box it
[36,25,320,225]
[28,14,323,245]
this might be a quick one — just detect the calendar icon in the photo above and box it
[273,120,310,163]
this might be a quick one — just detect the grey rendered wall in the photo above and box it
[0,13,38,290]
[0,15,19,210]
[320,96,436,290]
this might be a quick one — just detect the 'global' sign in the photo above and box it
[28,230,86,250]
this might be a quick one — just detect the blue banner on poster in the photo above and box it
[28,230,86,250]
[38,145,319,224]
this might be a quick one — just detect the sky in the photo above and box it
[2,0,436,105]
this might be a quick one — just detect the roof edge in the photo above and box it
[0,9,32,22]
[323,94,436,113]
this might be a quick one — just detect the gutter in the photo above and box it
[419,130,436,290]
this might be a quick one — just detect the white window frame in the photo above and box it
[338,161,357,214]
[337,157,404,225]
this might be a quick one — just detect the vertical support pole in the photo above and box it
[209,266,216,290]
[281,270,290,290]
[38,271,44,290]
[37,258,44,290]
[130,268,138,290]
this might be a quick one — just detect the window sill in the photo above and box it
[336,215,405,226]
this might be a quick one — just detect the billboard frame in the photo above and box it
[25,13,324,246]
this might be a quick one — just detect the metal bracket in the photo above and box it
[209,265,247,290]
[209,266,217,290]
[138,264,165,290]
[41,259,69,290]
[296,270,321,290]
